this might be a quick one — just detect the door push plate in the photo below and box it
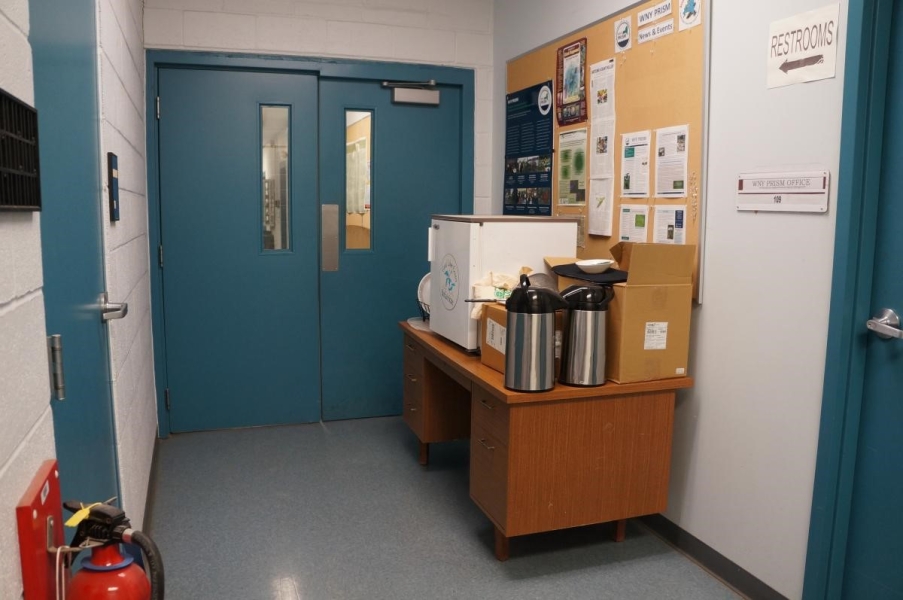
[322,204,339,272]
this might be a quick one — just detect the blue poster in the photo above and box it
[503,81,554,216]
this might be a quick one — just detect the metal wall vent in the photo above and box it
[0,87,41,211]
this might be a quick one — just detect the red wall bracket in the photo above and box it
[16,459,64,600]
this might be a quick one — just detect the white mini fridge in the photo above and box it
[428,215,578,351]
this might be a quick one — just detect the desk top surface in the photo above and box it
[400,321,693,405]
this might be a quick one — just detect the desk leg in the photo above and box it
[494,527,510,561]
[612,519,627,542]
[418,441,429,466]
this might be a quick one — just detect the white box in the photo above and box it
[428,215,577,351]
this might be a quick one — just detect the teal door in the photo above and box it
[155,66,465,430]
[157,68,321,432]
[841,3,903,594]
[318,79,462,420]
[32,0,120,512]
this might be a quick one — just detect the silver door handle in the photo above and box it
[866,308,903,340]
[101,292,129,321]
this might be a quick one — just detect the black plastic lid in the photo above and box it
[505,274,568,314]
[561,285,614,311]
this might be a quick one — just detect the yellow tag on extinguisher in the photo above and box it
[64,502,101,527]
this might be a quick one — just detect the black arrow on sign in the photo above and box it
[780,54,825,73]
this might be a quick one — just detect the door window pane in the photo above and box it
[262,106,290,251]
[346,110,372,250]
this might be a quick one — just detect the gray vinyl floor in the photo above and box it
[146,417,740,600]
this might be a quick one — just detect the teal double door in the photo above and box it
[805,2,903,597]
[836,2,903,595]
[155,65,467,432]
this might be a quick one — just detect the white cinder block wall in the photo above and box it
[97,0,157,529]
[143,0,495,214]
[0,2,58,598]
[494,0,846,598]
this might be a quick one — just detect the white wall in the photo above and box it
[143,0,495,213]
[97,0,157,529]
[0,2,57,598]
[494,1,846,598]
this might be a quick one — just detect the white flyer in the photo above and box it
[621,131,651,197]
[591,118,615,179]
[655,124,689,197]
[590,59,615,120]
[619,204,649,242]
[653,205,687,244]
[486,319,506,354]
[588,178,614,237]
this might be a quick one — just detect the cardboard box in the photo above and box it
[480,303,508,374]
[544,256,592,291]
[605,243,695,383]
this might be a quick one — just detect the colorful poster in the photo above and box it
[503,81,554,216]
[558,129,587,205]
[556,38,587,125]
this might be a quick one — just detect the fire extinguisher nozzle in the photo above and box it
[131,529,165,600]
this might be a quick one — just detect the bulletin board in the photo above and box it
[507,0,706,290]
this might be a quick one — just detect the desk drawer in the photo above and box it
[470,420,508,528]
[403,336,424,380]
[403,372,423,436]
[402,337,424,437]
[472,386,509,447]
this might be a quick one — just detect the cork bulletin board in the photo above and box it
[507,0,706,290]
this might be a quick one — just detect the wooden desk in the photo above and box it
[399,321,693,561]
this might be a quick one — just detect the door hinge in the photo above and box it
[155,96,160,120]
[158,244,164,269]
[47,335,66,401]
[164,388,171,411]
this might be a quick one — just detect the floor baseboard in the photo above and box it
[141,437,162,534]
[639,514,787,600]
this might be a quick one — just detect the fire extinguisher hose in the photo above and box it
[126,529,165,600]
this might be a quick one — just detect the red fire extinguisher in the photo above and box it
[63,501,164,600]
